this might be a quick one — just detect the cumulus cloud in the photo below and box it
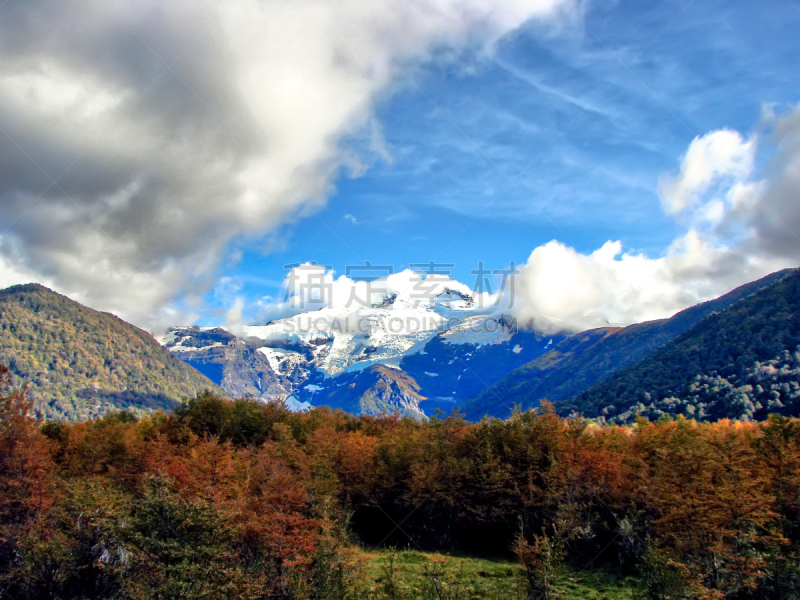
[511,234,786,333]
[0,0,575,330]
[659,129,755,215]
[740,105,800,260]
[270,263,492,312]
[512,105,800,333]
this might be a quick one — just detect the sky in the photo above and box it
[1,0,799,334]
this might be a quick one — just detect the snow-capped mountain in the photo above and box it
[160,290,566,418]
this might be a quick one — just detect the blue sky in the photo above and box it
[201,0,800,324]
[2,0,798,330]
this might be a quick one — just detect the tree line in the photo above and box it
[2,369,799,599]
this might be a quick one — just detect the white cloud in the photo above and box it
[224,297,246,337]
[0,0,576,330]
[658,129,755,214]
[240,262,504,333]
[511,107,800,333]
[343,213,360,225]
[6,0,795,339]
[279,263,488,311]
[511,233,787,333]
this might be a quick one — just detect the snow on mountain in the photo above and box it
[256,346,309,379]
[240,289,485,376]
[160,289,556,418]
[439,315,516,346]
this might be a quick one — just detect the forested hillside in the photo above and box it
[463,268,795,420]
[0,284,219,421]
[563,269,800,423]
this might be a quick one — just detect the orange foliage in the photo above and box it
[1,385,799,599]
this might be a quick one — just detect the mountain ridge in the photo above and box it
[7,269,798,423]
[0,283,220,421]
[460,268,796,420]
[560,268,800,422]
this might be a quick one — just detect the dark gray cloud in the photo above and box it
[747,107,800,260]
[0,0,575,329]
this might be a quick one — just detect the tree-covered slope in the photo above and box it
[0,284,220,421]
[562,269,800,423]
[460,327,619,420]
[461,268,795,420]
[400,328,568,406]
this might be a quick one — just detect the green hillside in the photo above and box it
[562,269,800,423]
[462,268,795,420]
[360,550,643,599]
[0,283,220,421]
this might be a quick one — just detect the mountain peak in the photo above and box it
[2,282,57,295]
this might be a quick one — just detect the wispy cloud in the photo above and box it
[495,57,616,118]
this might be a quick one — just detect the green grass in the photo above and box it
[356,549,643,599]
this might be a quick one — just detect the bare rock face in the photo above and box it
[160,327,309,401]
